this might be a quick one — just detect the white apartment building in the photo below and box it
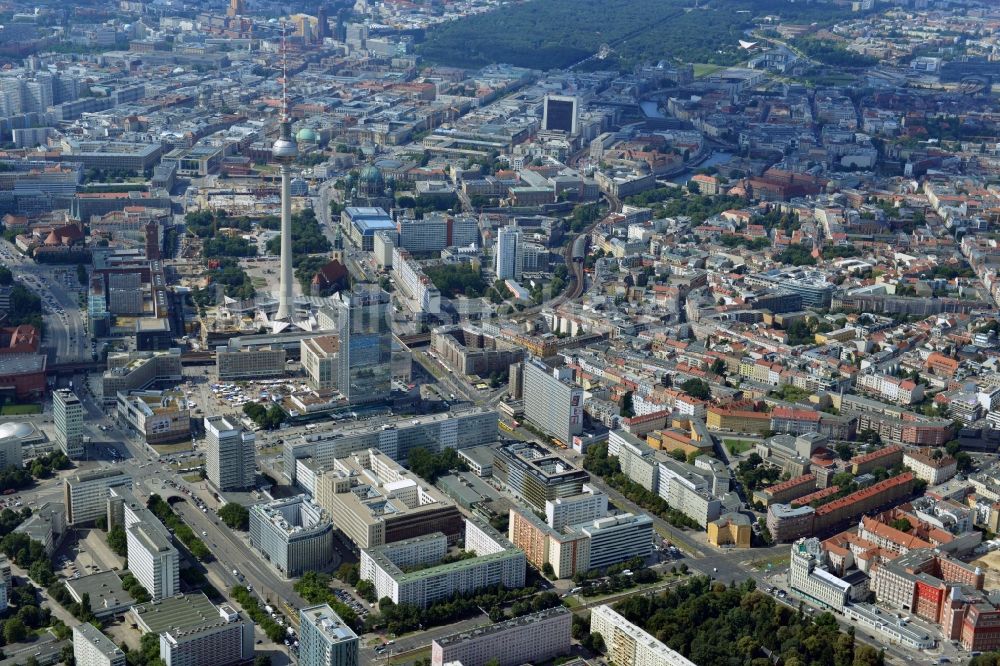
[64,469,133,525]
[126,523,179,600]
[494,225,523,281]
[299,604,359,666]
[856,373,923,406]
[392,247,442,315]
[54,388,85,458]
[545,487,607,530]
[577,513,653,569]
[205,416,255,491]
[590,605,696,666]
[904,448,959,485]
[74,622,126,666]
[431,606,571,666]
[657,458,722,528]
[361,520,525,608]
[159,604,254,666]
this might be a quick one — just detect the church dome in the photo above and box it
[359,165,383,185]
[296,128,319,143]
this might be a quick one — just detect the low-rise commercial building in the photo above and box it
[101,349,183,405]
[249,495,334,577]
[707,512,752,548]
[116,390,191,446]
[431,606,571,666]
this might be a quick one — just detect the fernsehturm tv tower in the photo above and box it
[273,29,297,321]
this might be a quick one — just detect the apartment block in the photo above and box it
[850,445,903,475]
[753,474,817,507]
[360,520,525,608]
[856,373,924,405]
[205,416,255,491]
[545,487,607,530]
[590,605,696,666]
[904,448,958,485]
[284,409,498,483]
[299,604,359,666]
[522,358,583,447]
[64,469,133,525]
[706,406,772,435]
[74,622,126,666]
[126,523,179,601]
[508,508,590,579]
[431,606,571,666]
[54,388,84,458]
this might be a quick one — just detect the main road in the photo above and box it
[1,238,89,362]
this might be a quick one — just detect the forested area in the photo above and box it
[602,577,885,666]
[418,0,859,72]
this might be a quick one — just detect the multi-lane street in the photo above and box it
[1,238,89,362]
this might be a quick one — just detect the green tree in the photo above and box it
[218,503,250,530]
[680,378,710,400]
[3,617,26,643]
[0,266,11,285]
[542,562,555,578]
[107,524,127,557]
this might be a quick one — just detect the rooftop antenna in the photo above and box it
[281,19,288,124]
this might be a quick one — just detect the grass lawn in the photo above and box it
[388,646,431,666]
[182,474,203,483]
[692,63,725,78]
[723,439,755,455]
[749,554,790,571]
[152,442,195,456]
[251,277,268,288]
[0,404,41,415]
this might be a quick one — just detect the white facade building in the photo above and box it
[205,416,255,491]
[590,605,696,666]
[126,523,179,600]
[74,622,126,666]
[494,225,523,281]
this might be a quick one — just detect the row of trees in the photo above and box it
[292,571,360,630]
[582,443,700,530]
[147,495,211,561]
[364,583,540,635]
